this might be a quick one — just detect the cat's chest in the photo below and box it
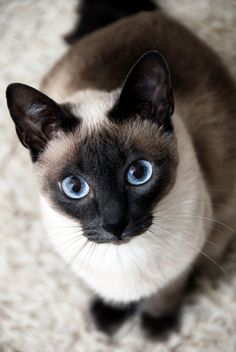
[43,214,162,302]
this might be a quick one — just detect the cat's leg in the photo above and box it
[140,275,187,338]
[90,297,137,334]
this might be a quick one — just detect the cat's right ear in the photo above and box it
[110,51,174,132]
[6,83,79,162]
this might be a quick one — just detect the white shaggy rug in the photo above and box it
[1,1,236,351]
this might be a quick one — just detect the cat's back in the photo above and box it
[42,11,235,103]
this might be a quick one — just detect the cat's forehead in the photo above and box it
[36,89,177,179]
[68,88,119,131]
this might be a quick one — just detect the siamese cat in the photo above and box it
[6,1,236,336]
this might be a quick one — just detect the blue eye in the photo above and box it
[60,175,89,199]
[127,160,153,185]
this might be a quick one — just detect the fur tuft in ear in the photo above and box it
[110,51,174,131]
[6,83,79,161]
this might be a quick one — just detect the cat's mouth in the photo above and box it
[87,232,131,245]
[83,217,153,244]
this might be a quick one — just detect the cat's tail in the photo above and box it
[64,0,158,45]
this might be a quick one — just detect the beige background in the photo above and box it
[1,1,236,351]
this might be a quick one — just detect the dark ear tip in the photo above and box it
[6,83,16,99]
[139,50,170,70]
[6,82,34,94]
[6,83,42,112]
[141,50,164,58]
[140,50,166,60]
[6,84,17,108]
[6,83,25,102]
[6,82,24,91]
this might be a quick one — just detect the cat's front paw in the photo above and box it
[141,309,180,339]
[90,297,136,335]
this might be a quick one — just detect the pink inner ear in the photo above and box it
[42,119,62,140]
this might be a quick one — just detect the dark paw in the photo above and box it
[90,297,136,335]
[141,309,180,339]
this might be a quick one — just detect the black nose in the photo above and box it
[102,199,129,239]
[103,218,129,239]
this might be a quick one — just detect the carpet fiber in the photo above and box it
[1,1,236,351]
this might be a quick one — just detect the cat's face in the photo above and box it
[6,51,177,244]
[37,112,178,244]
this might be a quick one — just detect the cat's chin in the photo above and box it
[85,232,141,245]
[88,237,131,245]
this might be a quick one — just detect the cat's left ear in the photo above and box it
[6,83,79,161]
[110,51,174,131]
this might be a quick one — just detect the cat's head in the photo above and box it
[6,51,178,244]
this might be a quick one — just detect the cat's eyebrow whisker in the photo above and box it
[154,223,228,277]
